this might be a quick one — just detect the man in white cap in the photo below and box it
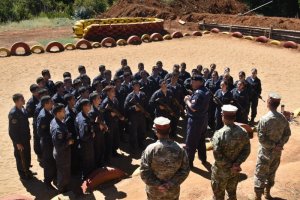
[140,117,190,200]
[253,92,291,200]
[211,104,250,200]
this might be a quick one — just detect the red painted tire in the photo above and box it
[150,33,163,41]
[211,28,220,33]
[64,43,76,50]
[192,31,202,36]
[46,41,65,53]
[76,39,92,50]
[10,42,31,56]
[127,35,142,45]
[101,37,116,48]
[171,31,183,38]
[283,41,298,49]
[256,36,268,43]
[232,32,243,38]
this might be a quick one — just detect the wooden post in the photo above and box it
[269,26,273,39]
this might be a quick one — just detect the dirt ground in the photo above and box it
[0,35,300,200]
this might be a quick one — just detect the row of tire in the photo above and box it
[208,28,299,49]
[0,31,202,58]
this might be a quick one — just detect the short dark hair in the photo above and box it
[78,86,87,94]
[41,95,51,106]
[156,128,170,136]
[54,81,64,89]
[78,65,85,72]
[89,92,99,102]
[36,77,44,84]
[53,103,65,115]
[12,93,23,103]
[41,69,50,76]
[64,93,74,102]
[99,65,105,71]
[63,72,71,78]
[30,84,39,93]
[269,101,280,110]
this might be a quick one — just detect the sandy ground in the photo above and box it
[0,34,300,200]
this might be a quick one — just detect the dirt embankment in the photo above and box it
[101,0,300,31]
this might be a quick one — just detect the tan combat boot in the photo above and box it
[264,187,272,199]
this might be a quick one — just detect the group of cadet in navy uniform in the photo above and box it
[8,59,262,194]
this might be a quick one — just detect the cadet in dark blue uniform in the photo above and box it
[42,69,56,97]
[36,76,46,89]
[156,61,168,79]
[231,80,250,124]
[71,78,82,99]
[101,70,114,88]
[37,96,56,189]
[208,63,217,79]
[25,84,40,158]
[205,71,220,131]
[64,93,79,175]
[51,103,74,193]
[184,69,199,95]
[52,81,67,106]
[148,66,162,94]
[246,68,262,124]
[124,80,148,151]
[179,62,191,83]
[92,65,106,85]
[149,80,178,138]
[89,92,108,167]
[214,80,233,130]
[184,75,211,167]
[133,63,149,81]
[9,94,33,180]
[139,70,155,100]
[75,99,95,180]
[114,59,133,79]
[33,88,48,161]
[76,65,91,86]
[63,77,74,94]
[101,86,125,159]
[74,86,90,113]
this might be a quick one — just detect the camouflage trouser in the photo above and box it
[211,165,239,200]
[254,147,281,194]
[146,185,180,200]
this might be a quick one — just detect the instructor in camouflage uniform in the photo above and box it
[253,92,291,200]
[140,117,190,200]
[211,105,251,200]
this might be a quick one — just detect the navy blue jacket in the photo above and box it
[149,89,175,117]
[52,93,67,106]
[187,86,211,119]
[65,106,76,139]
[25,96,39,118]
[51,118,71,159]
[37,108,54,140]
[8,107,31,144]
[246,76,262,99]
[75,112,94,142]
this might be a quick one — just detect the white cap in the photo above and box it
[221,105,238,118]
[269,92,281,102]
[153,117,171,130]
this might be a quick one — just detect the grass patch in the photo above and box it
[0,17,75,32]
[38,37,77,46]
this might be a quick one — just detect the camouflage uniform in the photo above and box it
[254,110,291,194]
[211,124,251,200]
[140,139,190,200]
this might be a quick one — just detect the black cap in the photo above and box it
[53,103,65,115]
[30,84,39,93]
[191,75,204,82]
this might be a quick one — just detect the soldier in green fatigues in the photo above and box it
[253,92,291,200]
[211,105,251,200]
[140,117,190,200]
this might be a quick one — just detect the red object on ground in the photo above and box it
[81,167,127,193]
[10,42,31,56]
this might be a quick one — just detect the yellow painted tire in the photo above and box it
[202,30,210,34]
[141,34,151,43]
[116,39,127,46]
[64,43,76,50]
[183,33,191,37]
[294,108,300,116]
[222,31,230,35]
[92,42,101,48]
[269,40,281,46]
[0,47,11,57]
[244,36,254,40]
[30,45,45,54]
[163,34,172,40]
